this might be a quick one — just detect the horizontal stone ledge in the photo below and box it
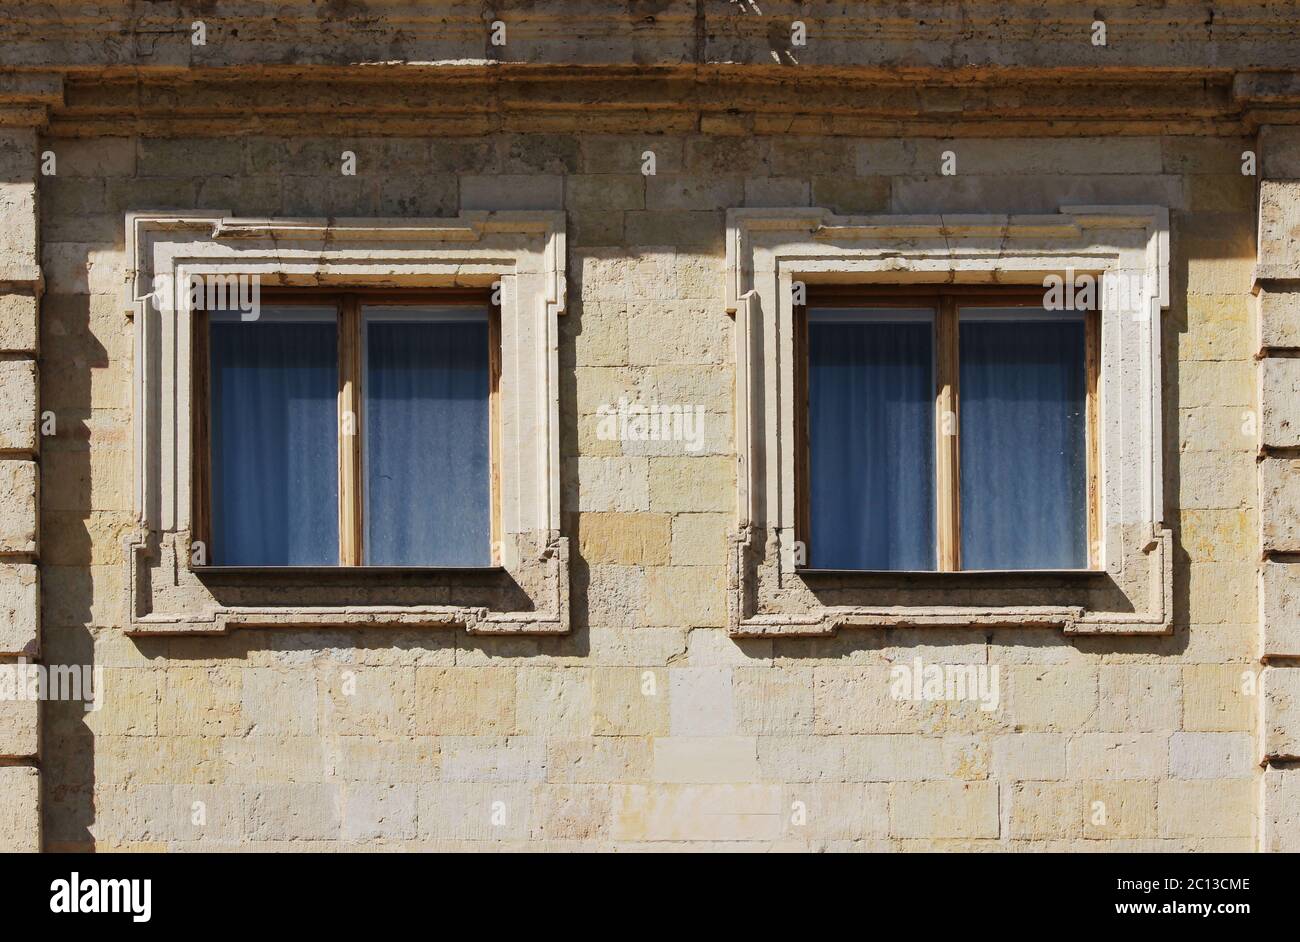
[50,113,1259,143]
[126,606,570,637]
[1237,71,1300,102]
[728,606,1172,638]
[0,267,41,289]
[0,74,62,107]
[54,71,1241,114]
[0,107,51,129]
[1255,266,1300,284]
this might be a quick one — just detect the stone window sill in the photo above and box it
[797,569,1106,580]
[190,565,507,578]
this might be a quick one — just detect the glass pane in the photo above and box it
[363,305,491,566]
[959,307,1087,570]
[808,308,936,570]
[209,306,339,565]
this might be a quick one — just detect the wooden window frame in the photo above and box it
[794,284,1101,573]
[191,287,501,569]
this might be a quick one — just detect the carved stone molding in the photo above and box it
[123,211,569,635]
[724,206,1173,638]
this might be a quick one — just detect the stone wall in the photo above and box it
[7,1,1300,72]
[1256,127,1300,852]
[33,122,1262,850]
[0,126,42,853]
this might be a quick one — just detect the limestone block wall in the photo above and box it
[1256,127,1300,851]
[35,124,1262,850]
[0,124,41,853]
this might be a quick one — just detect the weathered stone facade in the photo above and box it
[2,2,1298,850]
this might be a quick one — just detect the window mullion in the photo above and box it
[338,294,364,566]
[936,297,961,571]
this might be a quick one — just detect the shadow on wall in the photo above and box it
[39,286,103,851]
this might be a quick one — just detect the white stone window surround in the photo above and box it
[724,206,1172,638]
[124,211,569,635]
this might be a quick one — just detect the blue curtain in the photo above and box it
[959,311,1087,569]
[808,310,935,570]
[210,310,339,565]
[364,309,490,566]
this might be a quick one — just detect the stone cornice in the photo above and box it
[0,73,62,128]
[3,2,1300,72]
[2,30,1300,133]
[5,4,1300,135]
[21,68,1300,137]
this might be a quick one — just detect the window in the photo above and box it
[128,212,568,635]
[726,206,1171,636]
[795,287,1099,573]
[192,291,499,568]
